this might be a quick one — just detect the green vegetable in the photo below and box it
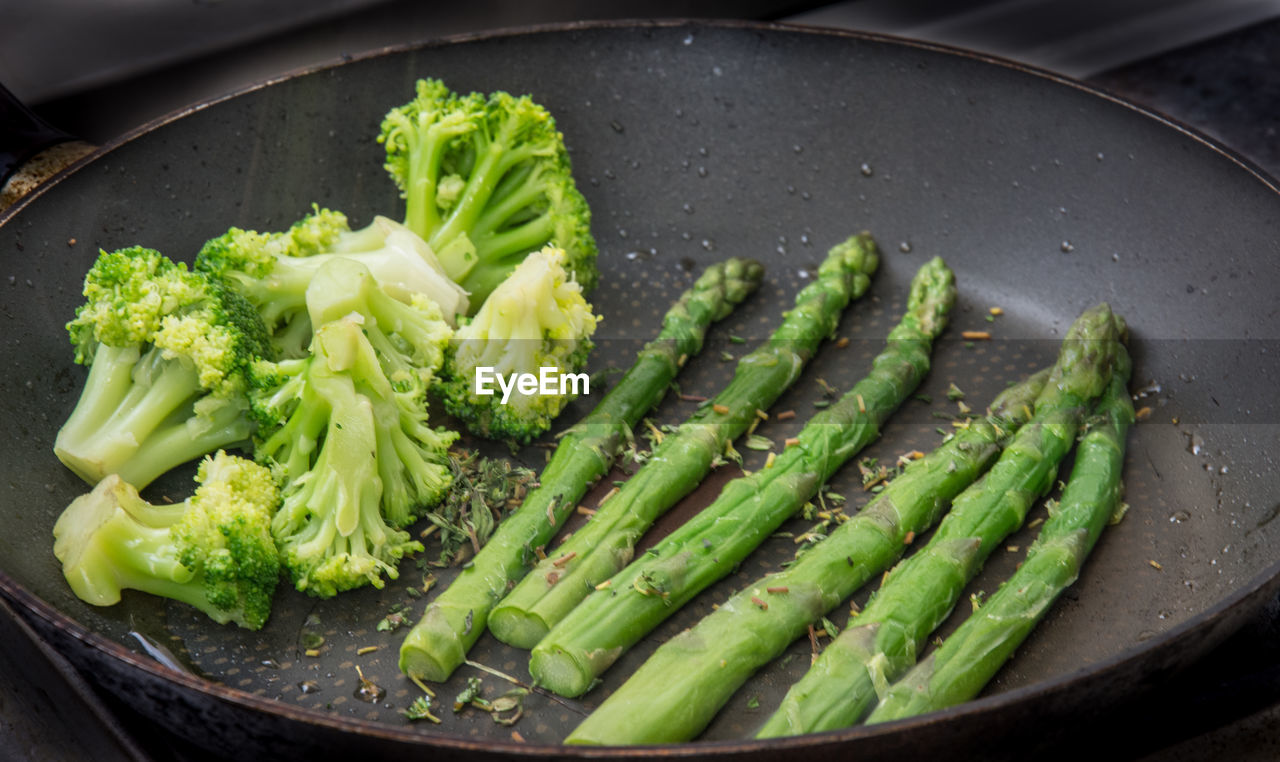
[251,258,457,597]
[196,206,468,358]
[379,78,597,308]
[562,368,1048,744]
[52,450,282,629]
[755,303,1126,737]
[866,348,1133,723]
[435,245,600,444]
[424,451,538,567]
[398,256,765,682]
[547,256,954,713]
[54,246,272,489]
[487,234,879,650]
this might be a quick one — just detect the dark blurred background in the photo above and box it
[3,0,1279,170]
[4,1,1280,760]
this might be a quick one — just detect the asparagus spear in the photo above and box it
[561,368,1047,745]
[397,257,764,681]
[755,303,1126,738]
[541,256,955,707]
[488,235,881,648]
[866,347,1133,723]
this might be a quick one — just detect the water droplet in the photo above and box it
[683,34,695,45]
[860,163,874,177]
[1060,241,1074,253]
[604,168,616,180]
[1096,152,1105,161]
[792,144,803,154]
[1133,380,1162,399]
[698,146,709,157]
[898,241,912,254]
[797,268,810,280]
[700,239,715,251]
[786,184,796,195]
[674,107,684,118]
[682,202,694,214]
[298,680,321,694]
[1157,609,1171,620]
[1169,510,1190,524]
[800,191,811,200]
[697,166,708,178]
[610,120,624,134]
[355,681,385,703]
[712,65,723,76]
[1186,431,1204,456]
[800,234,811,246]
[261,659,281,669]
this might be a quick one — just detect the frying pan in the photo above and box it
[3,19,1279,760]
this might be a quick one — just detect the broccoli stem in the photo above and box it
[55,345,251,487]
[489,237,882,650]
[397,256,766,682]
[401,116,462,246]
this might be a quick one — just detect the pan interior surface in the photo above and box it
[1,21,1278,749]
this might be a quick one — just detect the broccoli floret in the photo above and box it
[379,78,598,309]
[54,246,273,489]
[437,245,599,445]
[252,258,458,597]
[52,451,282,630]
[196,206,469,358]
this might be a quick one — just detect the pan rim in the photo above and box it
[3,16,1279,754]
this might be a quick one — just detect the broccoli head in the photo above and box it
[437,245,600,445]
[251,258,458,597]
[379,78,598,308]
[196,206,468,358]
[52,451,282,630]
[54,246,273,489]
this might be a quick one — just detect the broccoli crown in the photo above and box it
[437,245,599,444]
[197,207,468,358]
[67,246,271,389]
[379,78,598,309]
[55,247,273,488]
[251,259,459,597]
[52,451,282,630]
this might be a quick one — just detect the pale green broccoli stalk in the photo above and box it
[52,450,282,630]
[252,258,458,597]
[436,245,599,445]
[379,78,598,308]
[196,206,468,358]
[54,246,273,489]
